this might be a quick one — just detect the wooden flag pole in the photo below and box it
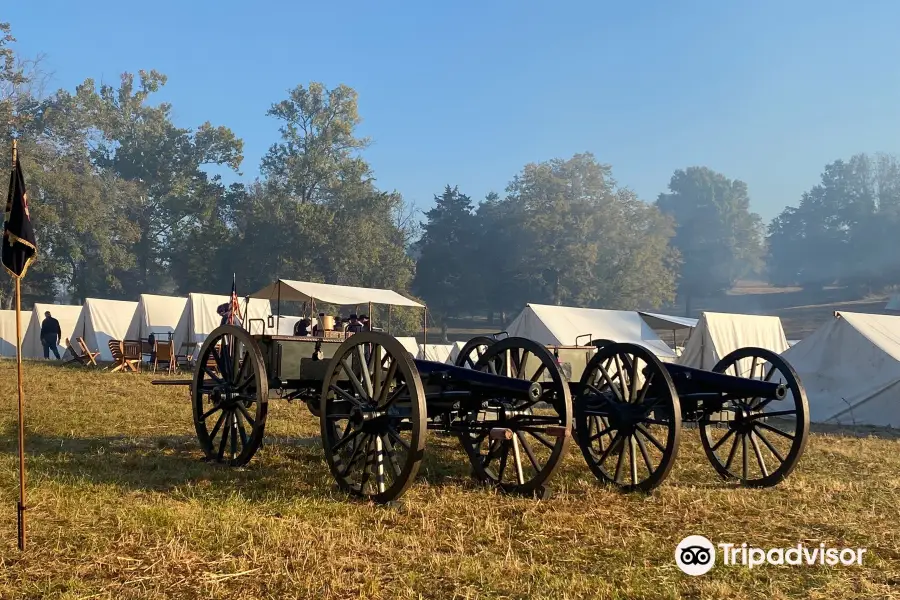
[11,139,27,551]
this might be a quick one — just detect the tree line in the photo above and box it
[2,22,899,338]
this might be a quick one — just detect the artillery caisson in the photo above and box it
[156,280,571,504]
[455,334,809,492]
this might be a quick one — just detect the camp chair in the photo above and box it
[76,337,100,367]
[109,340,140,373]
[176,341,198,371]
[123,340,143,373]
[63,338,91,366]
[152,339,176,375]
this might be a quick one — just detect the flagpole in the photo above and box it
[11,139,27,551]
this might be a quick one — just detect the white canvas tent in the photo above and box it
[638,312,699,331]
[126,294,188,341]
[73,298,139,361]
[448,340,467,364]
[172,293,272,354]
[506,304,675,359]
[418,343,455,363]
[887,294,900,312]
[783,311,900,426]
[395,337,419,357]
[22,303,83,359]
[677,312,789,370]
[0,310,26,358]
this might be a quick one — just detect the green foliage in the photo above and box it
[767,153,900,291]
[412,185,476,338]
[656,167,764,310]
[473,154,678,313]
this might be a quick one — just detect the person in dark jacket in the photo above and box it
[345,314,364,334]
[40,311,62,359]
[359,314,370,331]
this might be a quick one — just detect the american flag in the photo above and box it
[229,274,243,325]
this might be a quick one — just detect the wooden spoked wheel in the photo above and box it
[700,347,810,487]
[575,342,681,492]
[457,337,572,496]
[319,332,427,504]
[454,336,497,368]
[192,325,269,467]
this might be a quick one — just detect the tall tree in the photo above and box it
[656,167,764,315]
[767,153,900,291]
[412,185,475,340]
[245,82,419,331]
[470,153,678,316]
[73,70,244,296]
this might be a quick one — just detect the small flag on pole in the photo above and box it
[229,273,242,326]
[3,156,37,278]
[5,140,36,552]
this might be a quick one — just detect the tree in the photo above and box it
[470,153,678,317]
[243,82,419,332]
[656,167,764,315]
[74,70,244,296]
[412,185,476,340]
[767,153,900,291]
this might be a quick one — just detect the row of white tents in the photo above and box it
[1,292,899,429]
[0,294,273,362]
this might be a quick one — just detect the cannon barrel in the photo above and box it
[413,359,542,402]
[663,363,786,400]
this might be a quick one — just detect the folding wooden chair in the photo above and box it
[109,340,140,373]
[152,339,176,375]
[123,340,143,373]
[64,338,89,366]
[75,337,100,367]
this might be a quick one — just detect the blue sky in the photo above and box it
[7,0,900,222]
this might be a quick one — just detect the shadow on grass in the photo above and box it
[0,423,483,503]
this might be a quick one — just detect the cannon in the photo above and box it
[454,334,810,492]
[154,280,572,504]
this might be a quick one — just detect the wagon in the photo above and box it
[155,280,573,503]
[453,332,810,492]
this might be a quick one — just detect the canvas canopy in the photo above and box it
[0,310,26,358]
[172,293,272,353]
[418,343,455,363]
[676,312,789,370]
[251,279,423,308]
[783,311,900,426]
[73,298,139,361]
[638,312,699,331]
[22,303,83,359]
[506,304,675,359]
[126,294,188,341]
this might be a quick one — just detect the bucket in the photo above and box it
[321,315,335,331]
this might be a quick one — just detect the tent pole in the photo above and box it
[388,305,392,335]
[368,301,373,331]
[423,306,427,346]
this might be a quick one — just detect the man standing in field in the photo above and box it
[40,310,61,359]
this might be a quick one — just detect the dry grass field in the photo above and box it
[1,361,900,599]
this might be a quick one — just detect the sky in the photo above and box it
[7,0,900,223]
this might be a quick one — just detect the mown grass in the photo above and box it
[1,361,899,599]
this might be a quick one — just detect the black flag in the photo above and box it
[2,159,37,279]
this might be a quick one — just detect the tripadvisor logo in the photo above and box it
[675,536,866,575]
